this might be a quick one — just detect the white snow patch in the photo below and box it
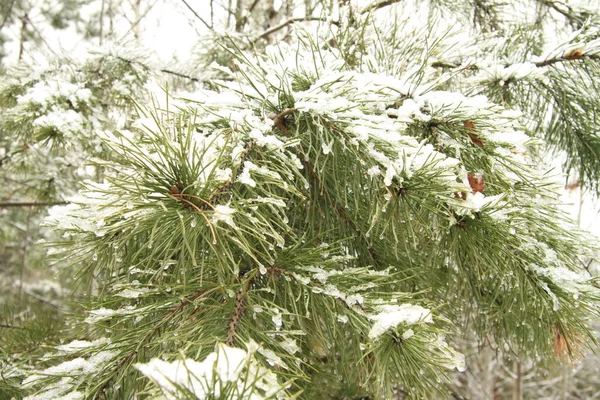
[368,304,433,340]
[136,342,287,399]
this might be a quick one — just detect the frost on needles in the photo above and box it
[20,21,600,400]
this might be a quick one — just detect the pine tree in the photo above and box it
[2,0,600,399]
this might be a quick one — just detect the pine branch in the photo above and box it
[432,52,598,71]
[302,157,381,264]
[269,108,381,263]
[0,201,68,208]
[93,288,209,399]
[534,53,600,67]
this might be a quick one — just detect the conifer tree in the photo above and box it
[2,0,600,399]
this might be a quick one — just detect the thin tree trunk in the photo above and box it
[132,0,142,39]
[481,344,495,400]
[512,360,523,400]
[99,0,105,44]
[234,0,244,31]
[18,13,27,61]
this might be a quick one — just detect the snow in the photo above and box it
[257,347,287,369]
[530,264,598,296]
[17,80,91,109]
[345,294,365,306]
[238,161,258,187]
[368,304,433,340]
[22,350,118,397]
[136,342,287,399]
[23,377,83,400]
[248,196,287,207]
[401,329,415,340]
[212,205,236,227]
[272,308,283,331]
[116,287,156,298]
[84,305,145,324]
[56,338,111,353]
[33,108,86,138]
[366,165,381,177]
[474,62,545,83]
[249,128,285,149]
[279,338,300,355]
[214,168,233,181]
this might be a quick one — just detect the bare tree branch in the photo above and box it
[537,0,585,25]
[248,0,261,13]
[253,17,332,42]
[360,0,404,14]
[179,0,213,29]
[160,68,201,82]
[117,55,202,82]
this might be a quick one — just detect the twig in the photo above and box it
[226,272,257,346]
[431,52,598,71]
[537,0,584,24]
[0,201,68,208]
[534,53,600,68]
[18,287,64,309]
[180,0,213,29]
[0,323,21,329]
[254,17,331,42]
[119,0,161,42]
[159,68,201,82]
[270,108,297,136]
[226,287,247,346]
[360,0,405,14]
[116,55,201,82]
